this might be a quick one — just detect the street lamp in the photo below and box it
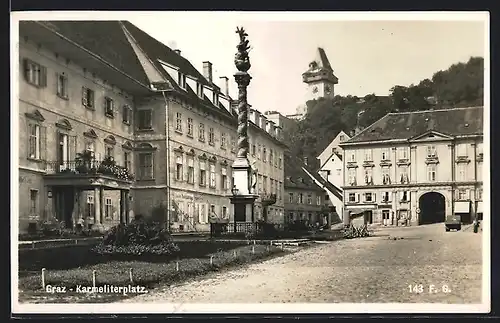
[150,81,172,232]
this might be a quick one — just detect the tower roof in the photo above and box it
[302,47,338,84]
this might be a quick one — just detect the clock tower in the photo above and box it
[302,47,338,101]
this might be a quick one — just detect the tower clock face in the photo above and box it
[312,86,319,94]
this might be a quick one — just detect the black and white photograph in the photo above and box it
[11,11,490,314]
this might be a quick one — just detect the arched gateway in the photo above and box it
[418,192,446,225]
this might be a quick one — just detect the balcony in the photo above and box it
[425,154,439,164]
[260,193,277,206]
[43,153,134,188]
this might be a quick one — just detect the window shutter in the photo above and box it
[39,125,47,160]
[23,59,29,81]
[26,123,32,158]
[407,191,411,201]
[82,87,88,106]
[69,135,77,162]
[399,191,404,201]
[372,192,376,202]
[389,192,392,202]
[40,65,47,87]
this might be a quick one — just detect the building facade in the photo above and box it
[17,20,285,234]
[340,107,484,226]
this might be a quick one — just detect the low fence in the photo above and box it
[210,222,286,238]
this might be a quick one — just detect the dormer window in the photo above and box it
[212,92,219,105]
[178,72,186,89]
[196,83,203,97]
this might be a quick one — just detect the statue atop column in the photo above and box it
[234,27,251,72]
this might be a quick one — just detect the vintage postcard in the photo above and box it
[11,11,490,314]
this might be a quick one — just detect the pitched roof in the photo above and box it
[316,47,333,71]
[40,21,150,87]
[344,107,484,144]
[284,153,324,191]
[302,167,343,201]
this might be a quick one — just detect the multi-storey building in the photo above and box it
[248,108,287,223]
[17,20,285,233]
[284,154,328,226]
[339,107,484,226]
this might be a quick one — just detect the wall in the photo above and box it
[284,187,324,224]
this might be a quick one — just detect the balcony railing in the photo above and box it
[260,193,277,206]
[45,160,134,181]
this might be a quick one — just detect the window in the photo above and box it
[212,92,219,105]
[187,118,193,137]
[199,160,207,186]
[456,143,467,157]
[221,167,228,190]
[257,144,262,159]
[348,193,356,203]
[364,168,373,184]
[316,195,321,205]
[278,182,282,201]
[401,191,409,202]
[198,204,207,224]
[122,105,132,125]
[457,163,467,181]
[270,149,274,165]
[28,124,40,160]
[175,155,183,181]
[398,147,408,160]
[124,151,131,170]
[30,190,38,214]
[279,155,282,169]
[382,166,391,184]
[348,168,357,185]
[263,176,268,193]
[199,123,205,141]
[289,193,294,203]
[82,87,95,109]
[427,164,437,182]
[364,149,373,161]
[298,193,304,204]
[104,97,114,117]
[221,132,227,149]
[458,189,467,201]
[176,113,182,132]
[307,194,312,205]
[137,110,153,130]
[210,205,216,218]
[270,180,275,195]
[339,135,345,142]
[187,157,194,184]
[325,194,329,201]
[56,73,68,99]
[477,188,483,201]
[23,59,46,87]
[105,198,113,219]
[208,127,215,145]
[477,162,483,181]
[400,166,409,183]
[86,195,95,220]
[365,192,373,202]
[178,72,186,89]
[230,136,236,153]
[381,148,390,161]
[252,144,256,156]
[426,145,437,157]
[263,147,267,162]
[258,175,263,193]
[196,83,203,97]
[105,145,114,159]
[222,206,227,219]
[138,153,153,180]
[85,141,95,157]
[382,191,391,202]
[349,151,356,162]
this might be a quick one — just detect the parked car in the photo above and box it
[445,214,461,231]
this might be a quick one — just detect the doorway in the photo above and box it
[418,192,446,225]
[364,211,373,225]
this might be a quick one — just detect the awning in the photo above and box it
[455,201,470,213]
[477,202,483,214]
[347,208,374,216]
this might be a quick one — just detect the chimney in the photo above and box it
[304,157,308,166]
[203,61,213,83]
[174,49,181,56]
[219,76,229,96]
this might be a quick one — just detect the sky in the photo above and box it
[65,12,490,116]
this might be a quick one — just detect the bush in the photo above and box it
[91,218,180,257]
[342,224,371,239]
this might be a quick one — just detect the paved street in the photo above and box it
[121,224,483,304]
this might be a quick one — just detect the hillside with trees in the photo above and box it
[283,56,484,170]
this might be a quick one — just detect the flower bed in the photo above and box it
[18,244,286,302]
